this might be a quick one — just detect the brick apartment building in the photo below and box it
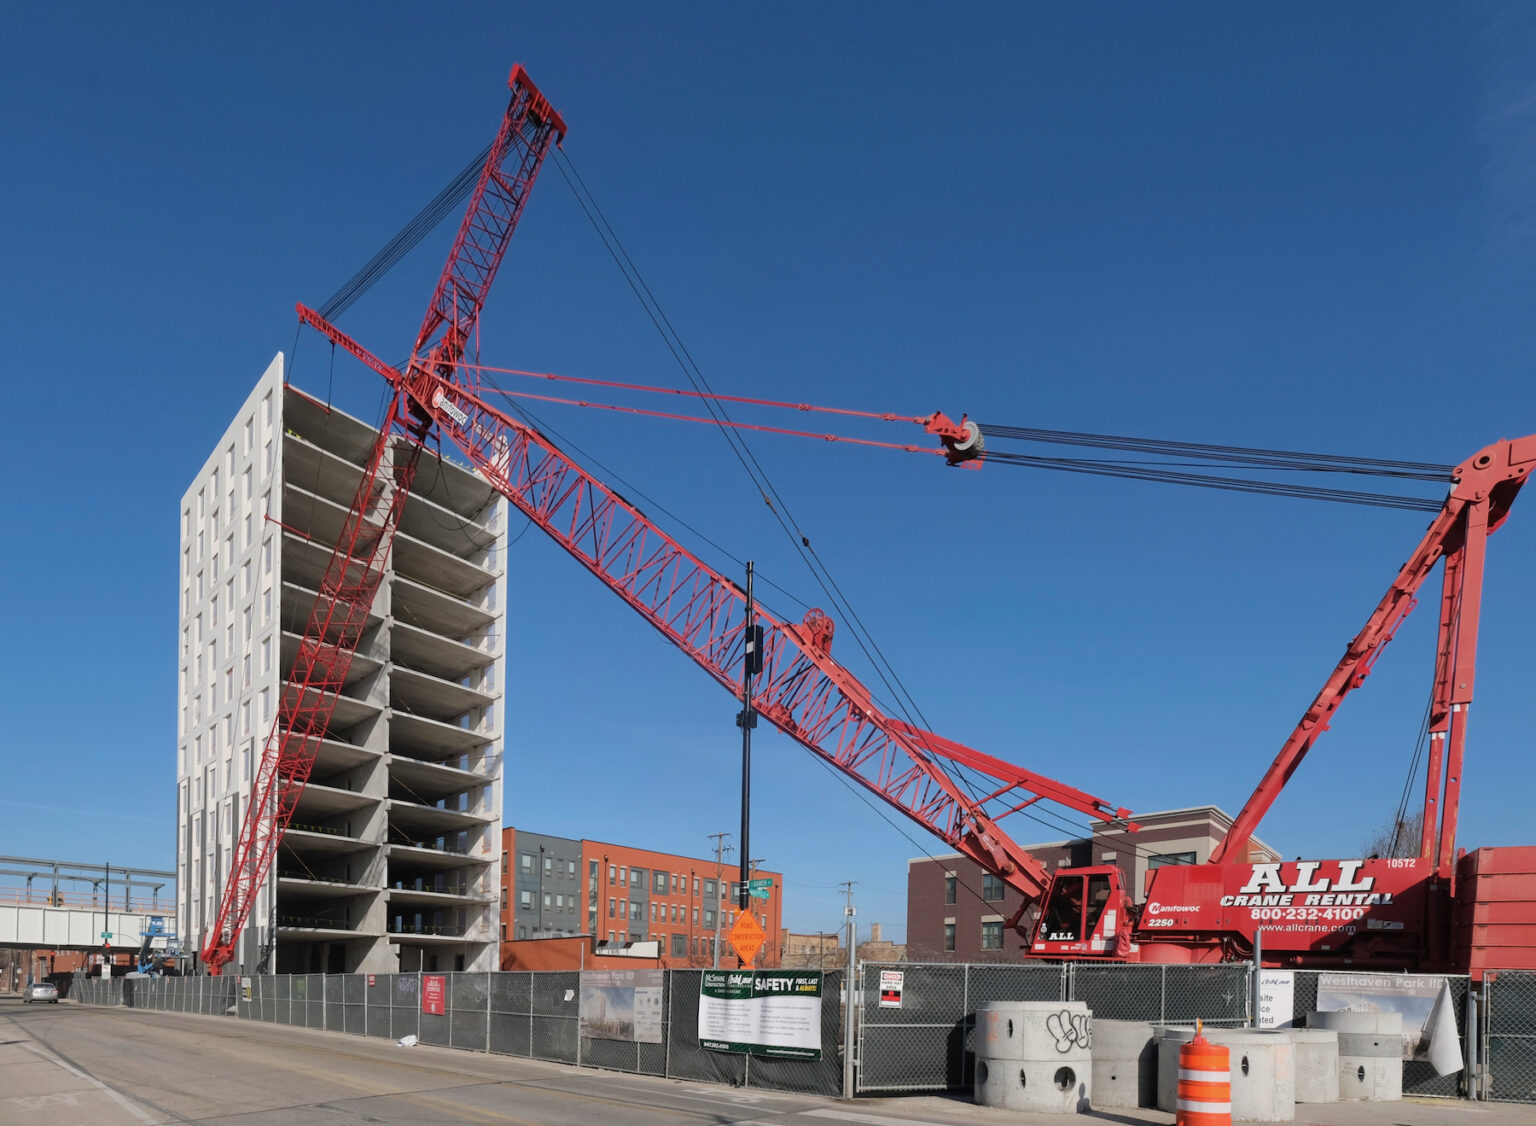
[500,827,783,970]
[906,806,1280,961]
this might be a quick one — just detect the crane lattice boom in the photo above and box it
[298,303,1133,909]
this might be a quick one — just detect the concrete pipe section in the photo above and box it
[1307,1010,1403,1101]
[1158,1027,1296,1122]
[974,1000,1093,1113]
[1089,1019,1158,1108]
[1286,1027,1340,1103]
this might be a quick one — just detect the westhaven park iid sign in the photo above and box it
[697,971,822,1059]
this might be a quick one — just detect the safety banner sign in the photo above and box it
[698,970,822,1059]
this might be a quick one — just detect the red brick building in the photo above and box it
[906,806,1279,961]
[500,826,783,970]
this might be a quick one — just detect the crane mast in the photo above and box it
[1212,435,1534,872]
[202,67,565,974]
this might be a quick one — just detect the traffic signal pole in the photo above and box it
[738,563,761,914]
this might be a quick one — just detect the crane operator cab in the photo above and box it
[1029,866,1129,959]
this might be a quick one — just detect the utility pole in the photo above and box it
[737,562,762,915]
[537,845,545,937]
[840,881,858,1099]
[708,832,732,968]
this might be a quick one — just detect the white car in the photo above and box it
[24,982,59,1003]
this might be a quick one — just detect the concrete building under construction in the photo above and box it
[176,354,508,974]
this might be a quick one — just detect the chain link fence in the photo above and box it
[68,962,1530,1104]
[857,962,1247,1094]
[71,968,842,1097]
[1486,970,1536,1104]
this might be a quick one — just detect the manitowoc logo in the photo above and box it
[1221,860,1395,908]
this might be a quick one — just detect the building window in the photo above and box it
[567,859,576,877]
[500,889,508,909]
[672,934,687,958]
[629,900,641,921]
[653,870,668,894]
[703,909,714,929]
[609,863,616,882]
[1148,851,1197,869]
[981,921,1004,950]
[543,893,551,909]
[982,874,1004,901]
[500,924,507,942]
[543,855,552,874]
[944,874,956,904]
[631,867,643,887]
[619,868,626,886]
[703,879,715,900]
[518,926,526,940]
[521,853,532,871]
[609,897,616,918]
[650,903,656,922]
[944,922,956,951]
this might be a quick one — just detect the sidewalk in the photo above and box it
[859,1094,1529,1126]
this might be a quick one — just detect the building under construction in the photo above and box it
[176,355,508,974]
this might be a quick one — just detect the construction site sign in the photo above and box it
[1256,969,1294,1028]
[728,911,766,965]
[698,970,822,1059]
[421,974,445,1016]
[579,969,663,1043]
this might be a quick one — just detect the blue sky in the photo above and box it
[2,4,1534,942]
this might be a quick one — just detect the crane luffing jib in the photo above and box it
[1213,434,1535,871]
[298,301,1134,910]
[201,66,565,975]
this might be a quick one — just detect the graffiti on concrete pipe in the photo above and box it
[1046,1009,1091,1053]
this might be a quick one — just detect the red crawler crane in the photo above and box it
[209,64,1535,977]
[203,65,1131,974]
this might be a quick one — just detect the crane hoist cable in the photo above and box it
[452,359,1449,512]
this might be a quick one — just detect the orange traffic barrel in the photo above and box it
[1177,1021,1231,1126]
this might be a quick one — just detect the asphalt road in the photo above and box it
[0,995,989,1126]
[0,995,1528,1126]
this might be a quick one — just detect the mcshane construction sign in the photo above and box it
[698,970,822,1059]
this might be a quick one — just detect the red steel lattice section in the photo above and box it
[202,66,564,974]
[291,317,1136,910]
